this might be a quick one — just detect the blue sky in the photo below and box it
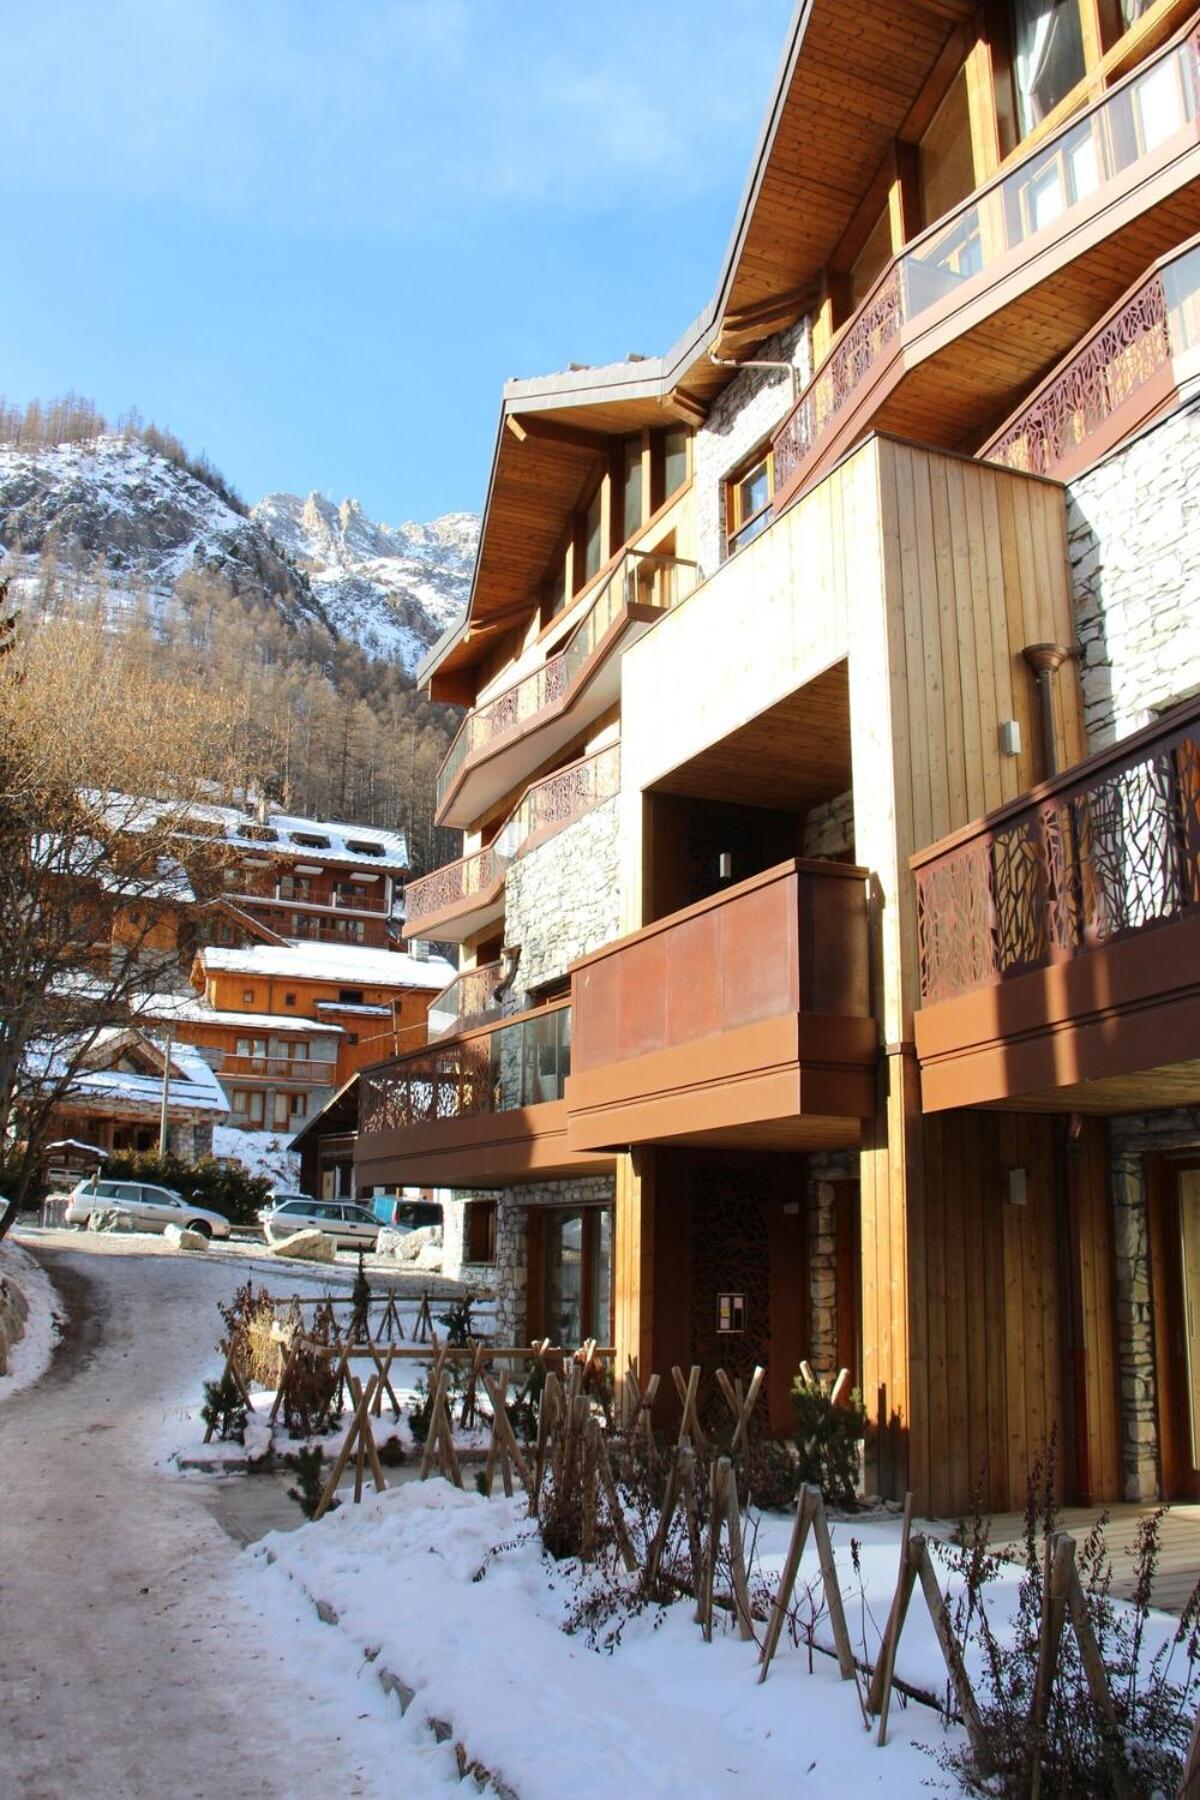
[1,1,794,523]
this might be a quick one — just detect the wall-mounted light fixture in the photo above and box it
[1000,719,1022,757]
[718,852,733,880]
[1008,1167,1028,1208]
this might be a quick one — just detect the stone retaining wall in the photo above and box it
[0,1267,30,1376]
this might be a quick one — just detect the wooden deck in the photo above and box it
[929,1503,1200,1615]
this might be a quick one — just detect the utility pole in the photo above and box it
[158,1026,173,1159]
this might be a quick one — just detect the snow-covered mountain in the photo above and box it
[253,492,478,671]
[0,433,477,672]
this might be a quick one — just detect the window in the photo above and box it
[290,1093,308,1120]
[273,1093,290,1129]
[233,1090,264,1124]
[346,839,383,857]
[285,992,296,1007]
[920,64,975,227]
[582,484,603,582]
[465,1199,498,1264]
[1011,0,1087,137]
[850,203,893,308]
[242,988,255,1005]
[621,438,644,540]
[291,832,330,850]
[725,448,773,557]
[541,1206,612,1345]
[663,429,689,498]
[338,988,365,1005]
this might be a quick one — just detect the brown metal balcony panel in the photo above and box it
[402,850,507,944]
[435,603,656,830]
[911,698,1200,1111]
[354,1100,611,1189]
[566,857,874,1150]
[773,26,1200,510]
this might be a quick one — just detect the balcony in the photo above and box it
[566,858,876,1153]
[911,699,1200,1113]
[237,886,390,916]
[355,1002,611,1188]
[772,23,1200,509]
[427,961,504,1040]
[981,232,1200,479]
[434,550,694,829]
[404,743,621,942]
[220,1055,337,1085]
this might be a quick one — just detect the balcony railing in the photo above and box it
[220,1055,337,1083]
[773,23,1200,502]
[427,962,504,1040]
[912,701,1200,1007]
[982,235,1200,477]
[359,1003,572,1132]
[405,743,621,937]
[436,550,694,813]
[243,885,389,915]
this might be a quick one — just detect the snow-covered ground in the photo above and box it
[0,1234,64,1399]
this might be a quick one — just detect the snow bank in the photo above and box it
[0,1238,63,1399]
[257,1485,952,1799]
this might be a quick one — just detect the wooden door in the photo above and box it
[1148,1158,1200,1500]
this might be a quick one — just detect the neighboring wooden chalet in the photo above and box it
[357,0,1200,1516]
[42,1028,229,1160]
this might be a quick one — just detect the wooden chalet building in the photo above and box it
[356,0,1200,1515]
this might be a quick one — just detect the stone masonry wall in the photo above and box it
[801,790,854,862]
[1108,1108,1200,1500]
[806,1150,857,1383]
[693,319,813,578]
[1067,398,1200,751]
[440,1176,615,1344]
[502,797,621,1010]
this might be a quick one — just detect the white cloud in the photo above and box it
[1,0,792,235]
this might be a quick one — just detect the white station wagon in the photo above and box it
[259,1194,380,1251]
[64,1177,232,1239]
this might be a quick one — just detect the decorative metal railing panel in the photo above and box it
[427,961,505,1041]
[408,744,621,933]
[773,270,903,495]
[771,25,1200,504]
[436,550,692,813]
[359,1005,572,1133]
[986,276,1169,475]
[914,709,1200,1005]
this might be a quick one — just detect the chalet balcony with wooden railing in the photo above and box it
[911,698,1200,1113]
[355,1001,610,1188]
[219,1055,337,1085]
[771,22,1200,511]
[404,743,620,943]
[980,232,1200,479]
[434,551,693,829]
[566,858,876,1153]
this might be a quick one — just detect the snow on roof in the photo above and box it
[314,1000,391,1017]
[97,790,409,872]
[137,993,345,1036]
[200,941,455,990]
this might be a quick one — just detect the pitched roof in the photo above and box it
[199,941,456,991]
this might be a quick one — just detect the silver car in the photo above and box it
[64,1177,231,1239]
[259,1194,379,1250]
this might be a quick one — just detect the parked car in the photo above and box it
[64,1177,231,1239]
[259,1194,380,1250]
[369,1195,443,1231]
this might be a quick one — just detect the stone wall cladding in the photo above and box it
[1067,399,1200,752]
[1107,1107,1200,1500]
[806,1150,856,1382]
[438,1191,500,1291]
[801,790,855,861]
[693,319,813,577]
[502,798,621,1011]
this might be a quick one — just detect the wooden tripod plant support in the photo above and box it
[759,1482,856,1684]
[313,1374,386,1519]
[480,1370,533,1499]
[643,1441,705,1598]
[413,1292,435,1344]
[867,1524,991,1776]
[671,1365,707,1452]
[714,1366,765,1453]
[1027,1531,1131,1800]
[202,1344,257,1443]
[696,1456,754,1643]
[419,1347,464,1488]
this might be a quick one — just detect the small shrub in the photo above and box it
[218,1281,282,1389]
[742,1436,800,1512]
[201,1371,246,1443]
[287,1445,332,1519]
[408,1376,433,1445]
[791,1374,866,1508]
[349,1253,372,1342]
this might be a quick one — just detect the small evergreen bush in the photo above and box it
[201,1371,247,1443]
[790,1374,866,1508]
[287,1445,332,1519]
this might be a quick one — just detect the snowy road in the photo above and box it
[0,1236,462,1800]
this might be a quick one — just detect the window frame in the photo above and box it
[724,443,775,560]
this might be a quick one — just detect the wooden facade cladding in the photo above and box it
[770,23,1200,508]
[353,1001,611,1190]
[911,697,1200,1113]
[566,859,874,1152]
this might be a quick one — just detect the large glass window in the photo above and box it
[850,203,893,308]
[921,64,975,227]
[543,1206,612,1345]
[1011,0,1087,137]
[725,449,773,557]
[622,438,643,539]
[663,429,689,498]
[582,486,603,582]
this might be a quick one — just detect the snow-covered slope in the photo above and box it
[253,491,477,671]
[0,435,478,672]
[0,435,329,630]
